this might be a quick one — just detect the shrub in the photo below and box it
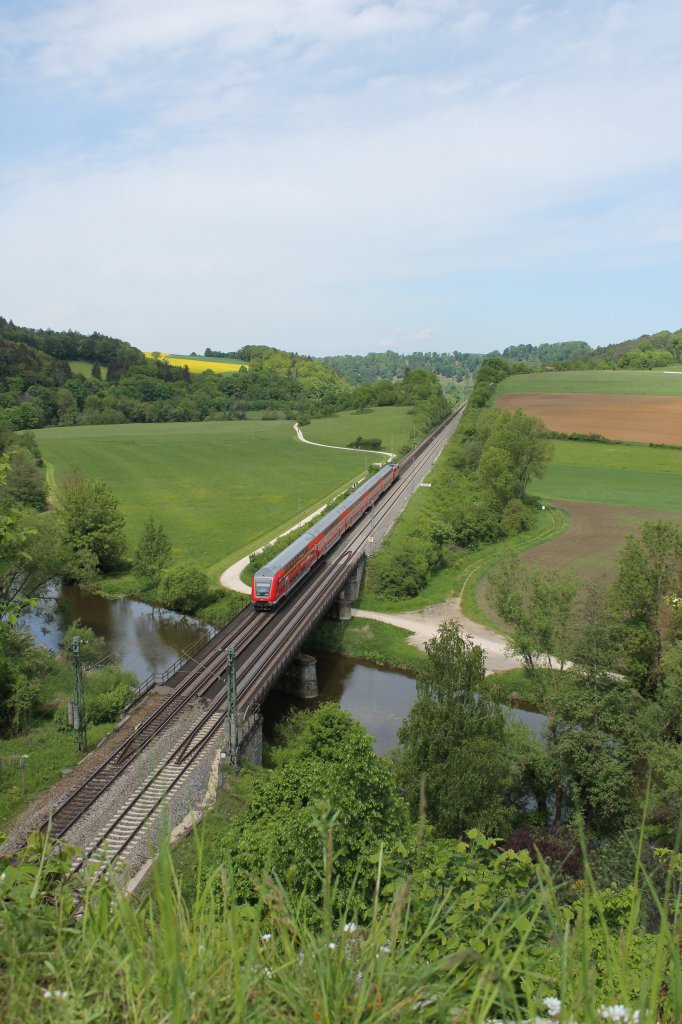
[157,563,210,614]
[54,664,136,731]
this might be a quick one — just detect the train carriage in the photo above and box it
[252,463,399,610]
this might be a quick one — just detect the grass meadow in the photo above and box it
[37,420,369,579]
[302,406,421,453]
[496,368,682,396]
[531,439,682,511]
[67,360,107,379]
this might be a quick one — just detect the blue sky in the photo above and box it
[1,0,680,357]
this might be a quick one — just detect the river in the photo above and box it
[25,589,546,751]
[22,585,213,684]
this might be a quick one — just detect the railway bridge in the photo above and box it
[42,406,465,879]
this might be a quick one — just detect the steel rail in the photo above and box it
[41,604,270,836]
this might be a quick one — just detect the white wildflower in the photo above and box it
[43,990,69,1002]
[263,967,273,979]
[328,942,337,950]
[43,991,52,1000]
[260,933,272,942]
[380,944,391,953]
[600,1006,637,1023]
[544,997,562,1017]
[343,922,358,933]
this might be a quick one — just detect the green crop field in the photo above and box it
[530,440,682,511]
[302,407,420,453]
[37,420,369,577]
[68,360,107,379]
[496,369,682,396]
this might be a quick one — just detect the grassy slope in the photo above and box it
[303,407,420,453]
[0,720,114,828]
[496,368,682,396]
[68,360,108,379]
[531,440,682,511]
[37,420,368,578]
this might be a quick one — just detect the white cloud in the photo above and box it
[1,1,681,352]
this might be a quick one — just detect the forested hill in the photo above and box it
[0,317,144,371]
[323,340,597,385]
[323,329,682,385]
[505,329,682,371]
[0,318,449,431]
[321,350,484,385]
[562,328,682,369]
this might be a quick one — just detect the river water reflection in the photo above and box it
[262,652,547,754]
[22,585,212,682]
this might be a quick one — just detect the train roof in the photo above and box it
[254,464,393,578]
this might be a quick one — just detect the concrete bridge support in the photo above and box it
[278,652,319,699]
[330,558,365,621]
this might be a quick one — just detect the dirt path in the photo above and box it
[353,596,523,674]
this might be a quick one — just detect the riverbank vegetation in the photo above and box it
[309,617,426,674]
[0,622,136,828]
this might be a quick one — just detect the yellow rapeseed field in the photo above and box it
[143,353,245,374]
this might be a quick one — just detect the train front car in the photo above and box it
[251,463,399,611]
[251,570,275,608]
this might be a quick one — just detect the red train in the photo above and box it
[251,463,399,610]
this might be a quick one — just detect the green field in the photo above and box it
[68,360,107,379]
[37,420,369,578]
[531,440,682,511]
[302,407,420,453]
[496,369,682,396]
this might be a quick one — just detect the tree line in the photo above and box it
[0,320,450,430]
[366,357,552,599]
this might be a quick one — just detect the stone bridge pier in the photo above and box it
[330,556,365,622]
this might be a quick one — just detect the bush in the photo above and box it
[199,590,249,627]
[348,436,382,450]
[500,498,535,536]
[54,665,136,731]
[62,621,107,668]
[157,563,210,614]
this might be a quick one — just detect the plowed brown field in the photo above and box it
[476,500,682,631]
[495,393,682,445]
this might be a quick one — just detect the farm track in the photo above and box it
[47,408,465,874]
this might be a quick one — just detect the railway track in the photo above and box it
[49,406,464,872]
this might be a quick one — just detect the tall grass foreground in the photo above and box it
[0,823,680,1023]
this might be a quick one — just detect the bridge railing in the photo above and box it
[125,628,217,712]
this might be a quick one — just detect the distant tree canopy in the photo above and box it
[0,321,452,432]
[322,349,484,385]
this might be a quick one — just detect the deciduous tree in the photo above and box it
[134,518,172,586]
[397,620,517,838]
[610,520,682,694]
[57,472,127,573]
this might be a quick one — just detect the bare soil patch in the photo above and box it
[495,393,682,445]
[476,500,682,631]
